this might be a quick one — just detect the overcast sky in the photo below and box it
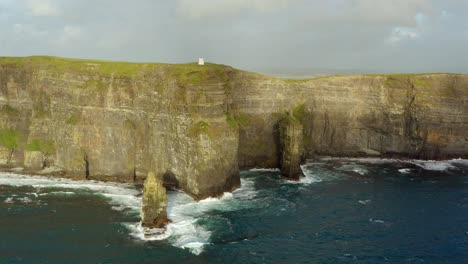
[0,0,467,74]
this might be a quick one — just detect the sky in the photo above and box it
[0,0,467,75]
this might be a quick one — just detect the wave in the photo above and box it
[318,157,468,172]
[398,168,412,174]
[0,173,259,256]
[411,160,457,171]
[249,168,280,172]
[126,177,258,255]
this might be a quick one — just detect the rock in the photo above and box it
[10,167,24,172]
[278,113,304,180]
[38,166,64,175]
[141,172,170,229]
[0,57,467,199]
[358,148,381,157]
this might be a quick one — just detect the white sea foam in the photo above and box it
[318,157,399,164]
[294,165,323,185]
[0,172,259,256]
[369,218,385,224]
[398,168,412,174]
[337,164,368,176]
[358,200,372,205]
[448,159,468,167]
[4,197,14,203]
[249,168,280,172]
[411,160,457,171]
[16,197,33,203]
[318,157,468,172]
[43,191,76,196]
[127,178,258,255]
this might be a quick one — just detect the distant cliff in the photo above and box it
[1,56,467,198]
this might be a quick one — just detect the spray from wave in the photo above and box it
[0,173,261,255]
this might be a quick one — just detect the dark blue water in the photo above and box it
[1,159,467,263]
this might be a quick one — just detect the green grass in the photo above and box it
[0,56,233,84]
[168,63,231,86]
[0,129,18,149]
[26,139,56,154]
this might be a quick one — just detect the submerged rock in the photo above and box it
[141,172,170,229]
[279,113,304,180]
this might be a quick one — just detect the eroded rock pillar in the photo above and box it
[279,113,304,180]
[141,172,170,228]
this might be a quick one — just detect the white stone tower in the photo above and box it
[198,58,205,65]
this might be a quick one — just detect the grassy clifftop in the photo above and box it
[0,56,234,85]
[2,56,466,85]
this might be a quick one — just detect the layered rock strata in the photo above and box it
[0,56,467,198]
[278,113,304,180]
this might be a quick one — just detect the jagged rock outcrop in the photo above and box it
[0,56,467,198]
[278,113,304,180]
[141,172,169,229]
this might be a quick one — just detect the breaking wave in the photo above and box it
[0,173,259,255]
[318,157,468,172]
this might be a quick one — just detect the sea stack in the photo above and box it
[141,172,169,229]
[279,113,304,180]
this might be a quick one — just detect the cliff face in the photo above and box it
[231,72,468,168]
[1,56,467,198]
[0,57,239,199]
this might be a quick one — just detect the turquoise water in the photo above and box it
[1,159,467,263]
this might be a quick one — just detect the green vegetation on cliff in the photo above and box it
[26,139,56,154]
[0,56,233,86]
[0,129,18,150]
[0,129,18,164]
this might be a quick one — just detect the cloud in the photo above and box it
[0,0,467,73]
[24,0,60,16]
[176,0,288,19]
[386,27,419,44]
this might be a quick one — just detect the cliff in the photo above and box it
[1,56,467,198]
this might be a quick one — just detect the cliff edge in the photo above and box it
[1,56,467,198]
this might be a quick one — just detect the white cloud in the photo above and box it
[386,27,419,44]
[24,0,60,16]
[176,0,288,19]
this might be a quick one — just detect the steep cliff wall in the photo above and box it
[0,56,467,198]
[231,72,468,168]
[0,57,239,199]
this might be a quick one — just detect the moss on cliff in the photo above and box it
[26,139,56,154]
[0,129,18,150]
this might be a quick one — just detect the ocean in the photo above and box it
[1,159,467,263]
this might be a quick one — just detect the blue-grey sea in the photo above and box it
[1,158,467,263]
